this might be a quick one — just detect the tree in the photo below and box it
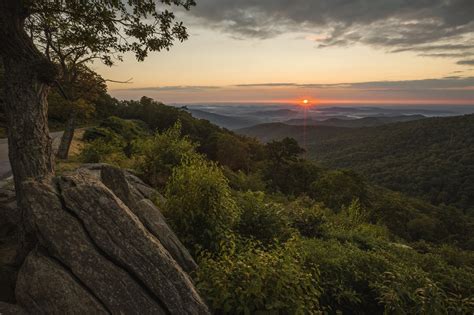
[134,121,199,188]
[0,58,5,131]
[215,133,251,171]
[48,66,106,123]
[53,66,107,158]
[265,137,305,165]
[310,170,368,211]
[0,0,195,198]
[164,158,240,253]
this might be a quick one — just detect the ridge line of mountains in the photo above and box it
[237,113,474,213]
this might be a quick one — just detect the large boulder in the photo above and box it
[2,165,208,314]
[82,164,197,273]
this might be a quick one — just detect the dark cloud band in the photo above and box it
[186,0,474,64]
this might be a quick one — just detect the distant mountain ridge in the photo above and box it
[185,105,434,130]
[284,114,426,128]
[238,114,474,212]
[186,108,259,129]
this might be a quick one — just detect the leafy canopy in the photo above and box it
[164,157,240,253]
[26,0,195,66]
[134,121,199,188]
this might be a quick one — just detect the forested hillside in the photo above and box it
[285,114,426,128]
[3,94,473,313]
[239,115,474,213]
[68,99,474,313]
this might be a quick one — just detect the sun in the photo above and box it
[298,98,316,107]
[299,99,310,107]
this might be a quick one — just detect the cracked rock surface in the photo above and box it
[0,164,208,314]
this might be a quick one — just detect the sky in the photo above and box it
[96,0,474,105]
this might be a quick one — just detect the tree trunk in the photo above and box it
[0,1,56,198]
[0,0,57,264]
[3,58,54,193]
[57,111,77,159]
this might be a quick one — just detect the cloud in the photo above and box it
[110,77,474,104]
[115,78,474,94]
[457,59,474,65]
[231,77,474,91]
[235,83,298,87]
[186,0,474,64]
[113,85,221,92]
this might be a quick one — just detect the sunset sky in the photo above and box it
[96,0,474,105]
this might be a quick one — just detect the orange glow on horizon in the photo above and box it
[240,98,474,106]
[297,98,317,107]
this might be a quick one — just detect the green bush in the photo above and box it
[299,238,474,314]
[310,170,368,211]
[285,196,329,238]
[83,116,148,142]
[195,238,321,314]
[224,168,267,192]
[83,126,121,143]
[328,198,370,231]
[164,157,240,253]
[134,122,199,188]
[79,138,127,166]
[235,191,294,244]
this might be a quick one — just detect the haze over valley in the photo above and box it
[179,103,474,130]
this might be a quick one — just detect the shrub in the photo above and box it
[215,133,251,171]
[310,170,368,211]
[83,116,148,142]
[235,191,293,244]
[195,238,321,314]
[299,238,474,314]
[328,198,370,232]
[82,126,123,143]
[285,196,328,238]
[224,168,267,192]
[134,121,199,188]
[164,157,240,253]
[299,238,388,314]
[79,138,127,167]
[102,116,148,140]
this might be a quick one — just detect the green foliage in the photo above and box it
[164,158,240,252]
[285,196,328,238]
[82,127,123,144]
[81,116,150,165]
[244,115,474,212]
[299,238,474,314]
[26,0,195,67]
[71,100,474,313]
[235,191,294,244]
[83,116,148,142]
[311,170,368,211]
[266,137,305,163]
[224,168,267,192]
[79,138,127,167]
[195,238,321,314]
[133,121,199,188]
[368,186,474,249]
[263,159,319,195]
[215,133,252,171]
[113,97,263,171]
[339,198,370,229]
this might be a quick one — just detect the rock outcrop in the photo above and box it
[0,164,208,314]
[88,164,196,273]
